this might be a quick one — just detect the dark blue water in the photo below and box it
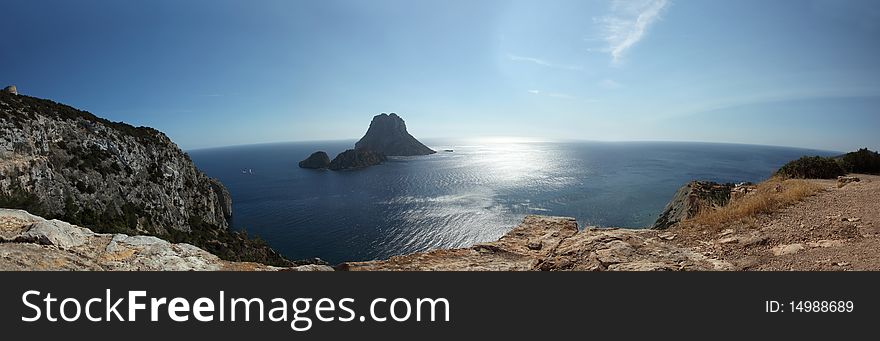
[189,140,836,264]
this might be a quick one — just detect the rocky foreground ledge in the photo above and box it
[0,209,332,271]
[341,216,732,271]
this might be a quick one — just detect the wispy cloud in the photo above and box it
[201,94,224,97]
[508,54,584,71]
[599,0,670,64]
[548,93,576,99]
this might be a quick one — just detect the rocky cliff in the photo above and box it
[0,209,332,271]
[652,181,749,229]
[354,113,435,156]
[328,149,386,170]
[0,91,293,266]
[298,151,331,169]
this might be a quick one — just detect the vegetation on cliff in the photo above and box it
[775,156,845,179]
[685,178,823,230]
[838,148,880,175]
[0,91,294,266]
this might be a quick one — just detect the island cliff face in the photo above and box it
[328,149,386,170]
[0,91,293,266]
[354,113,435,156]
[298,151,331,169]
[299,112,431,170]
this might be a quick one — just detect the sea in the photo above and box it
[188,139,837,264]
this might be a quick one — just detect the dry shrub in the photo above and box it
[685,177,824,230]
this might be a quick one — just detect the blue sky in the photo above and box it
[1,0,878,151]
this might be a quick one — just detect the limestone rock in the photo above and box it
[807,239,845,248]
[2,85,16,95]
[653,181,737,229]
[328,149,386,170]
[731,182,756,201]
[298,151,331,169]
[837,176,860,188]
[771,243,805,256]
[354,113,435,156]
[0,209,331,271]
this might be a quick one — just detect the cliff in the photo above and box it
[0,209,332,271]
[652,181,754,229]
[298,151,331,169]
[354,113,435,156]
[328,149,386,170]
[0,91,293,266]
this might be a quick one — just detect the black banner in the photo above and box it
[1,272,875,339]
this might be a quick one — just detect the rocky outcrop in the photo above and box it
[354,113,435,156]
[300,112,432,171]
[328,149,386,170]
[837,176,860,188]
[0,91,294,266]
[340,215,732,271]
[2,85,16,95]
[298,151,331,169]
[652,181,737,230]
[0,209,333,271]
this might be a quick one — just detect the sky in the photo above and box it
[1,0,878,151]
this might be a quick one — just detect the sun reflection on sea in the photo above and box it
[465,138,574,189]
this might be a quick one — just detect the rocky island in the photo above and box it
[299,112,434,170]
[298,151,331,169]
[354,113,435,156]
[328,149,387,170]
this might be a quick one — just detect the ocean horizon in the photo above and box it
[189,139,837,264]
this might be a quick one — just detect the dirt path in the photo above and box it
[672,174,880,271]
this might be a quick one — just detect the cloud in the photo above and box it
[508,54,584,71]
[548,93,575,99]
[599,0,670,63]
[527,89,542,94]
[600,79,623,89]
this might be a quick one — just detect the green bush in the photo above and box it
[775,156,845,179]
[839,148,880,174]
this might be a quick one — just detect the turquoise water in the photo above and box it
[189,140,835,264]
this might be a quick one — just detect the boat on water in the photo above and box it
[241,168,254,174]
[443,149,454,152]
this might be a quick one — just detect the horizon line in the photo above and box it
[184,137,846,155]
